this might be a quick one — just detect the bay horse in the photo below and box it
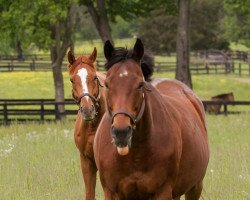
[67,48,106,200]
[206,92,234,114]
[94,39,209,200]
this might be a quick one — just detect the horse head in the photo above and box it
[67,48,102,121]
[104,39,153,155]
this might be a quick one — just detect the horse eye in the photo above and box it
[138,82,144,89]
[70,78,74,83]
[105,83,109,89]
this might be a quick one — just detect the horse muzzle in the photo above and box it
[80,104,96,121]
[111,126,133,156]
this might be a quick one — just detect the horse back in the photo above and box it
[151,78,207,133]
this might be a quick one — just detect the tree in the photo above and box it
[0,0,30,58]
[138,0,229,54]
[81,0,113,43]
[80,0,176,44]
[224,0,250,47]
[176,0,192,88]
[0,0,77,119]
[191,0,229,50]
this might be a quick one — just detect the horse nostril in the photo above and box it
[80,106,84,112]
[91,104,95,112]
[80,106,88,114]
[126,126,132,133]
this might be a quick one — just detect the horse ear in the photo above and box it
[89,47,97,62]
[104,40,114,60]
[68,50,75,65]
[132,38,144,61]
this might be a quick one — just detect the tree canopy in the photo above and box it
[138,0,229,54]
[224,0,250,47]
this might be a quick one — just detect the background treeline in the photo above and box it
[0,0,249,56]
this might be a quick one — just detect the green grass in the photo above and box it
[0,68,249,199]
[229,42,250,52]
[0,115,249,199]
[0,71,249,101]
[0,71,249,118]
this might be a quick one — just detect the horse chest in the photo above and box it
[103,150,170,196]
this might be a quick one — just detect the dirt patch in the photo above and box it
[233,77,250,84]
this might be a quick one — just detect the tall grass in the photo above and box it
[0,115,249,199]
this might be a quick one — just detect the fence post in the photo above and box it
[8,63,11,71]
[40,100,44,121]
[30,59,35,71]
[3,103,8,124]
[223,103,228,115]
[232,62,235,73]
[239,63,242,76]
[55,102,58,120]
[206,63,209,74]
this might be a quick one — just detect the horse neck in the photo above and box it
[135,86,164,136]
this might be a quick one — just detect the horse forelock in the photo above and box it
[69,55,95,75]
[105,47,154,81]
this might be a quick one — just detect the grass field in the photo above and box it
[0,61,250,199]
[0,115,249,199]
[0,71,249,100]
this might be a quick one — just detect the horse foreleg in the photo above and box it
[80,154,97,200]
[185,181,203,200]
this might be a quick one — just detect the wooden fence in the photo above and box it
[1,50,250,75]
[0,99,250,124]
[0,58,250,76]
[0,99,77,124]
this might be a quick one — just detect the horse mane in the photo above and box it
[105,47,154,81]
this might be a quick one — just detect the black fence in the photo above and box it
[0,99,77,124]
[0,99,250,124]
[0,59,250,76]
[1,50,250,76]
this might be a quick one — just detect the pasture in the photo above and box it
[0,71,250,199]
[0,115,249,199]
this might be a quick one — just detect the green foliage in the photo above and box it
[138,0,229,53]
[138,10,177,54]
[111,17,138,39]
[0,0,76,54]
[224,0,250,47]
[191,0,229,50]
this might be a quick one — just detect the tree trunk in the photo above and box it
[85,0,113,44]
[176,0,192,89]
[16,40,24,60]
[50,5,76,120]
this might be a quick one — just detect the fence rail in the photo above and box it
[0,99,250,124]
[1,50,250,75]
[0,59,250,76]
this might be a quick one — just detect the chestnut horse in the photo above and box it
[94,39,209,200]
[67,48,105,200]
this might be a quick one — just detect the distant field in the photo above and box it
[0,71,249,101]
[0,115,249,199]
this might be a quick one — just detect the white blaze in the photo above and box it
[77,68,89,101]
